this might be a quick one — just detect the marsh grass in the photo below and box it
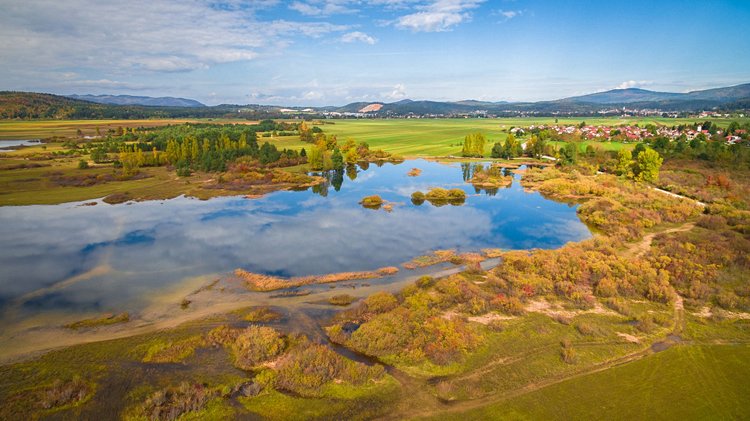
[235,267,399,292]
[64,312,130,329]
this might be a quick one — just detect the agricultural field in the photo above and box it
[0,119,257,140]
[315,117,749,157]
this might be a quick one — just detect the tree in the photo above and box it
[325,134,338,151]
[299,121,313,143]
[526,135,547,159]
[490,142,503,158]
[331,147,344,170]
[259,142,281,165]
[633,143,646,158]
[462,133,486,157]
[344,147,359,164]
[308,142,326,170]
[633,148,663,183]
[615,149,633,178]
[501,133,522,159]
[559,142,578,166]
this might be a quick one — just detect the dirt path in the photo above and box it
[651,187,706,207]
[623,222,695,259]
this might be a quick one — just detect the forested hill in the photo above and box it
[66,94,205,107]
[0,92,280,120]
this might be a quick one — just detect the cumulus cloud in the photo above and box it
[384,83,407,99]
[615,80,653,89]
[341,31,377,44]
[394,0,484,32]
[0,0,349,77]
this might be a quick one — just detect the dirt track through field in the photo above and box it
[623,222,695,259]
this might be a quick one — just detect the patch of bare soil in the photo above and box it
[524,298,617,319]
[616,332,640,343]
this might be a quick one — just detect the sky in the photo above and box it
[0,0,749,106]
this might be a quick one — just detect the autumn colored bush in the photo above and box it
[230,326,286,370]
[137,382,219,421]
[274,342,385,397]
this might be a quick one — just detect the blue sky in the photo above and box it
[1,0,748,106]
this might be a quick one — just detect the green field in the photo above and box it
[0,119,258,140]
[4,117,747,155]
[317,117,747,157]
[431,344,750,420]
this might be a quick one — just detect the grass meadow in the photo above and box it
[435,344,750,420]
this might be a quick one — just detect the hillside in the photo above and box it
[560,88,684,104]
[559,83,750,105]
[67,94,205,107]
[0,92,280,120]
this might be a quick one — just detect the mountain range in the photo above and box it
[333,83,750,115]
[2,83,749,120]
[66,94,205,108]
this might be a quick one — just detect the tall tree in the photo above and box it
[634,148,663,183]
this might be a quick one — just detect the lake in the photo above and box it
[0,139,41,151]
[0,159,590,355]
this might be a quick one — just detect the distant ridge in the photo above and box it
[2,82,749,120]
[558,83,750,105]
[67,94,205,108]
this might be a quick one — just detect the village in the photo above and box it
[512,122,748,144]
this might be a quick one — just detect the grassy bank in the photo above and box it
[436,344,750,420]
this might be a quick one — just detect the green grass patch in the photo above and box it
[64,312,130,329]
[437,344,750,420]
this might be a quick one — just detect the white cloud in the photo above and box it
[303,90,324,100]
[341,31,377,45]
[394,0,484,32]
[289,0,356,16]
[497,9,522,20]
[384,83,407,99]
[0,0,350,78]
[615,80,653,89]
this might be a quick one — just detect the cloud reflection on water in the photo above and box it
[0,160,590,321]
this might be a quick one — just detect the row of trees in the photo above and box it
[490,133,523,159]
[461,133,486,157]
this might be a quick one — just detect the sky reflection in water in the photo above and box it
[0,160,590,320]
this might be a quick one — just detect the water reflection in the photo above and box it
[0,159,590,324]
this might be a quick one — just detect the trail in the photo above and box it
[651,187,706,207]
[622,222,695,259]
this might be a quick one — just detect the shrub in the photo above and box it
[416,276,435,288]
[716,291,739,310]
[560,345,578,364]
[39,378,90,410]
[328,294,357,306]
[217,325,286,370]
[411,191,426,205]
[138,382,218,421]
[363,292,399,314]
[240,306,283,322]
[575,321,604,336]
[360,195,384,209]
[274,343,384,397]
[77,159,89,169]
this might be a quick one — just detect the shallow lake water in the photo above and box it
[0,159,590,343]
[0,139,41,151]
